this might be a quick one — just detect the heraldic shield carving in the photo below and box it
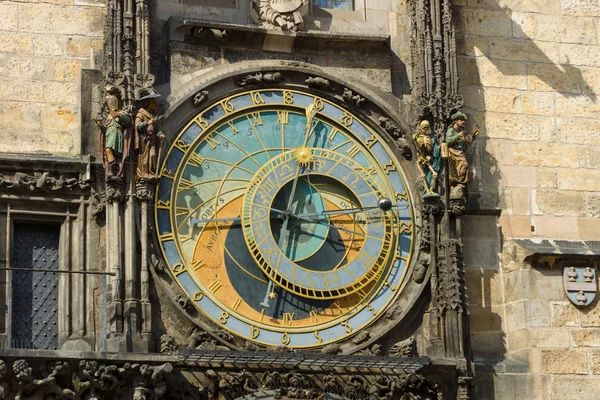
[564,265,597,307]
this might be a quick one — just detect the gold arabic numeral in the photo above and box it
[218,311,229,324]
[384,161,397,175]
[340,112,353,127]
[208,279,223,293]
[347,144,360,158]
[395,191,408,202]
[157,200,170,210]
[383,281,397,292]
[159,232,175,242]
[192,291,204,301]
[282,312,295,327]
[399,222,413,235]
[221,99,235,114]
[363,166,377,176]
[205,134,220,150]
[313,97,324,111]
[171,263,185,277]
[188,153,205,168]
[248,112,263,127]
[314,330,323,345]
[226,120,240,135]
[177,178,194,193]
[250,325,260,339]
[191,259,205,272]
[365,135,377,148]
[175,139,190,152]
[277,110,289,125]
[250,91,265,105]
[341,319,353,333]
[283,90,294,104]
[194,116,209,130]
[309,310,319,324]
[232,297,242,311]
[281,332,291,346]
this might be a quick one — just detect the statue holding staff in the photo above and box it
[443,111,479,199]
[98,95,132,178]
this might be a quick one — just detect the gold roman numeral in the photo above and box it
[277,110,289,124]
[232,297,242,311]
[226,120,239,135]
[347,144,360,157]
[205,134,220,150]
[310,310,319,324]
[248,112,263,127]
[188,153,205,167]
[364,166,377,176]
[327,129,338,141]
[191,259,205,271]
[283,312,295,327]
[178,178,194,192]
[207,279,222,293]
[159,233,175,242]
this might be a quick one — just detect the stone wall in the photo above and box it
[455,0,600,398]
[0,1,105,156]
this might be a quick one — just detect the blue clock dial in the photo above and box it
[155,89,414,348]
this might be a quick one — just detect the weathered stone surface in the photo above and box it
[499,215,532,238]
[455,8,512,38]
[559,169,600,192]
[0,33,35,55]
[551,376,600,399]
[551,302,579,327]
[513,13,597,45]
[42,105,79,131]
[465,268,503,305]
[535,189,587,217]
[580,298,600,327]
[558,43,600,68]
[513,142,578,168]
[557,118,600,145]
[527,64,582,93]
[480,138,512,165]
[556,95,600,119]
[484,112,539,141]
[533,215,580,239]
[561,0,600,16]
[4,56,50,79]
[572,329,600,347]
[457,35,488,57]
[590,350,600,374]
[537,168,558,189]
[462,86,522,113]
[579,218,600,240]
[542,349,587,374]
[469,304,503,332]
[471,331,507,358]
[0,101,41,131]
[521,91,555,116]
[35,35,66,56]
[586,194,600,218]
[52,59,82,81]
[488,38,559,64]
[581,147,600,169]
[505,300,550,331]
[507,328,570,351]
[66,37,103,58]
[484,164,537,188]
[0,3,18,32]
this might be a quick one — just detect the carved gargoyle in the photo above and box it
[389,337,418,357]
[342,88,365,107]
[237,72,283,86]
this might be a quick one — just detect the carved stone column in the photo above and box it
[136,181,155,349]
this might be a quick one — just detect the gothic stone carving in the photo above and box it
[378,117,411,160]
[254,0,309,31]
[0,172,88,192]
[192,91,209,107]
[236,72,283,86]
[389,337,418,358]
[305,76,334,91]
[342,88,365,107]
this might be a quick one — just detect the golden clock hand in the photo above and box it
[191,215,280,225]
[290,214,366,237]
[293,197,396,219]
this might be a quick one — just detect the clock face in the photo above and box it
[155,89,414,348]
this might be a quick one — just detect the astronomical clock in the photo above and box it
[155,85,419,350]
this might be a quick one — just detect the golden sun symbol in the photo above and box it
[294,146,315,168]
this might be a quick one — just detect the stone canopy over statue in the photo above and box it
[257,0,309,31]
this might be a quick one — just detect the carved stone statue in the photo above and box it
[98,95,131,178]
[135,93,165,182]
[258,0,309,31]
[413,120,441,195]
[443,111,478,200]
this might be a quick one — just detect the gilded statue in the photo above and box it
[259,0,309,31]
[135,93,165,182]
[98,95,132,178]
[443,111,479,199]
[413,120,441,195]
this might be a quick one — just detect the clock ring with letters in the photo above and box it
[155,88,415,349]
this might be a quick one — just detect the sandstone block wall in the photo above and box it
[0,1,105,156]
[455,0,600,398]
